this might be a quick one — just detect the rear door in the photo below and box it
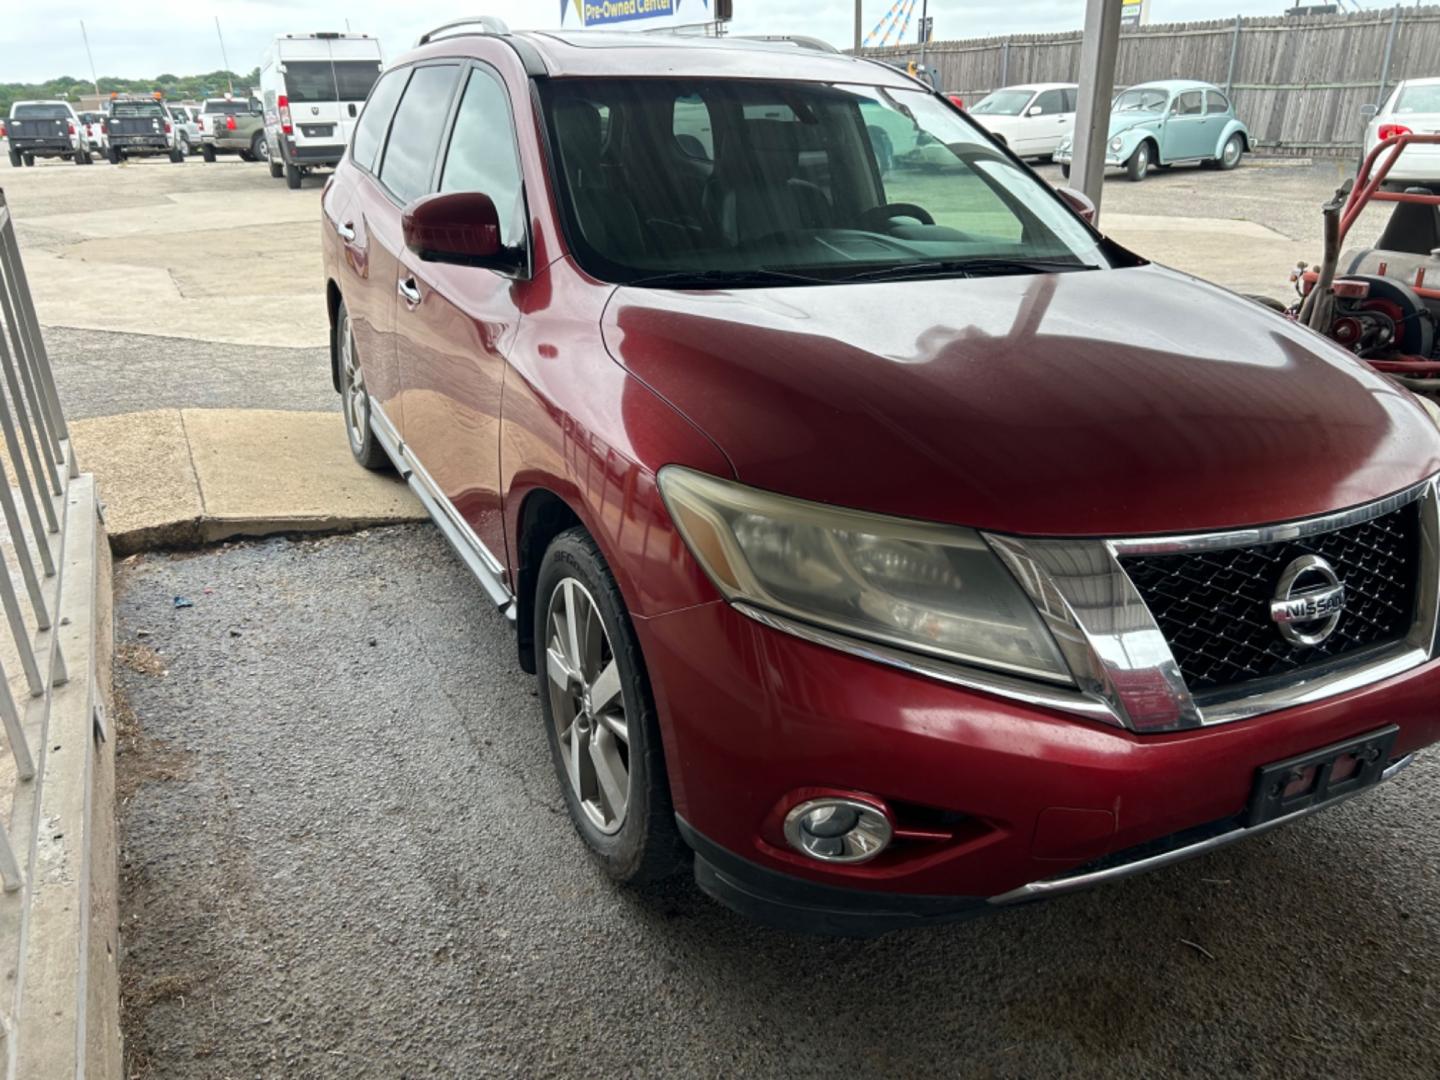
[281,39,382,156]
[395,62,527,568]
[337,65,412,430]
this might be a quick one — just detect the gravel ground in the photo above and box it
[47,327,335,419]
[115,526,1440,1079]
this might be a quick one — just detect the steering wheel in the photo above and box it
[859,203,935,231]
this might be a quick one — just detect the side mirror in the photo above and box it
[1057,186,1097,224]
[1027,105,1043,117]
[402,191,521,271]
[1360,103,1379,118]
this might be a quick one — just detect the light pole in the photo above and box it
[1070,0,1124,219]
[79,20,100,100]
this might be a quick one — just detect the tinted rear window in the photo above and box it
[204,101,252,114]
[284,61,383,104]
[14,105,69,120]
[112,102,165,119]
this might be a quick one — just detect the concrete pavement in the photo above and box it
[72,408,423,553]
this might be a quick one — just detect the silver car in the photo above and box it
[1363,77,1440,186]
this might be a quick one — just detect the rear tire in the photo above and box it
[201,144,216,163]
[179,132,192,155]
[1060,162,1071,179]
[284,162,302,189]
[9,150,21,168]
[22,154,34,167]
[269,156,284,179]
[1126,141,1151,182]
[169,148,184,163]
[106,146,120,165]
[336,301,390,471]
[535,528,685,886]
[1219,132,1244,171]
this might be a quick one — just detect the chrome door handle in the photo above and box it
[398,277,422,305]
[336,220,355,242]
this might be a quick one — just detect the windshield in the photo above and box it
[540,79,1111,287]
[283,60,382,103]
[14,104,69,120]
[1396,83,1440,115]
[1113,88,1168,112]
[970,89,1033,117]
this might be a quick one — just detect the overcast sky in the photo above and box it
[2,2,1317,84]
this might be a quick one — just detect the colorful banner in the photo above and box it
[561,0,709,27]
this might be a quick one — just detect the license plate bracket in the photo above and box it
[1246,725,1399,828]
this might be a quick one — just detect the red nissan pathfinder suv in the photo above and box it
[321,20,1440,934]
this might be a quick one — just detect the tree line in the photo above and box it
[1,69,261,114]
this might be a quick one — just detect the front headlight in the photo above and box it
[1109,136,1123,152]
[658,468,1072,684]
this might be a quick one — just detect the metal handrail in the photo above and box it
[0,188,77,893]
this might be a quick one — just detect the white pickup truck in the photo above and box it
[4,101,92,166]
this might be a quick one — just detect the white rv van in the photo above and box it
[260,32,383,188]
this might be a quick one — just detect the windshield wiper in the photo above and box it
[831,257,1098,283]
[621,268,831,289]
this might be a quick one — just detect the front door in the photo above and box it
[1016,88,1071,156]
[1164,90,1213,160]
[395,62,528,572]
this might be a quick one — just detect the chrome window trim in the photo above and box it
[986,477,1440,733]
[988,753,1417,905]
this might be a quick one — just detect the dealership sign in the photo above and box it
[561,0,709,27]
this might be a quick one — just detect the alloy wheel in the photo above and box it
[339,311,367,454]
[546,578,630,834]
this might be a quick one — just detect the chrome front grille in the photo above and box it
[988,478,1440,733]
[1119,501,1420,697]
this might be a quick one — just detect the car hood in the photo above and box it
[600,265,1440,537]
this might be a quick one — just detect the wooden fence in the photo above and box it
[861,5,1440,155]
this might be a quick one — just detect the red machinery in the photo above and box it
[1294,133,1440,396]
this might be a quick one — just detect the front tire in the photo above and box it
[535,528,685,886]
[1219,133,1244,171]
[336,302,389,471]
[1126,141,1151,182]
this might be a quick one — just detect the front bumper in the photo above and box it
[1053,148,1124,167]
[637,600,1440,930]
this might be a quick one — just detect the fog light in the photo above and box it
[783,798,892,864]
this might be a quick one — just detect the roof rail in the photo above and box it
[733,34,840,53]
[416,16,511,47]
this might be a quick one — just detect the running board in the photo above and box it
[367,398,516,621]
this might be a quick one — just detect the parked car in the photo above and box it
[261,31,383,189]
[969,82,1077,160]
[1054,79,1250,181]
[325,26,1440,935]
[167,104,202,156]
[103,97,183,163]
[77,111,109,156]
[197,97,266,162]
[1362,77,1440,187]
[5,101,91,166]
